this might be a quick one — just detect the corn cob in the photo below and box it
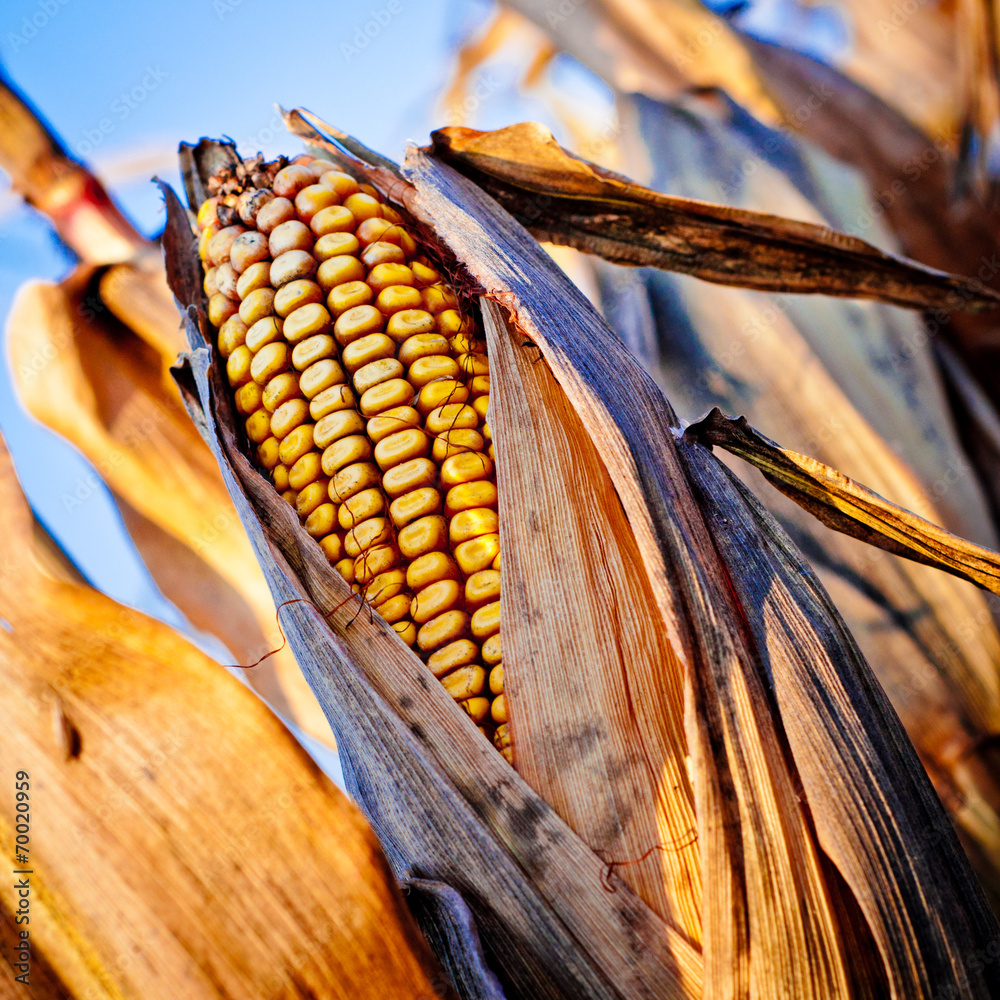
[196,154,510,761]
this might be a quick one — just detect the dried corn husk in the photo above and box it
[0,436,456,1000]
[164,116,1000,998]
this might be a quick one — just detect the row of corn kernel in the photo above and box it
[198,156,509,759]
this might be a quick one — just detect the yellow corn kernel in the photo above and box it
[296,479,332,518]
[218,314,249,357]
[310,383,355,420]
[374,428,430,470]
[314,231,361,261]
[266,396,308,438]
[321,434,373,475]
[425,403,479,435]
[432,429,484,462]
[382,457,437,497]
[417,610,470,652]
[361,241,407,268]
[393,619,418,647]
[450,508,499,545]
[311,205,357,236]
[364,569,407,606]
[454,534,501,575]
[440,451,493,487]
[491,693,507,724]
[386,309,436,342]
[245,408,272,443]
[300,359,349,399]
[360,379,415,418]
[320,534,344,563]
[262,371,303,412]
[378,593,413,624]
[315,409,366,450]
[471,600,501,640]
[488,663,504,696]
[408,355,461,388]
[288,451,324,490]
[416,380,469,415]
[239,286,276,326]
[465,569,501,610]
[295,184,340,223]
[355,543,399,584]
[209,292,239,327]
[427,638,479,678]
[461,697,491,725]
[406,551,461,592]
[306,503,338,539]
[441,664,486,701]
[367,405,421,442]
[292,333,337,371]
[246,316,284,353]
[328,280,374,315]
[388,486,441,528]
[270,249,317,287]
[344,516,393,557]
[278,424,316,466]
[482,632,502,665]
[368,262,415,293]
[354,358,404,395]
[398,514,449,560]
[317,254,365,290]
[226,345,254,387]
[330,461,381,502]
[235,380,265,416]
[397,333,450,367]
[251,341,292,383]
[275,280,324,319]
[338,487,385,529]
[410,579,463,624]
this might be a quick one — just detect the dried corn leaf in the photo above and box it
[813,0,959,140]
[428,121,1000,311]
[688,407,1000,594]
[588,90,1000,906]
[0,73,141,263]
[956,0,1000,190]
[0,437,454,1000]
[501,0,778,122]
[5,271,331,745]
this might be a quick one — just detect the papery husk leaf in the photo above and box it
[0,438,454,1000]
[484,298,701,942]
[5,272,331,746]
[164,182,703,1000]
[688,406,1000,595]
[955,0,1000,191]
[674,434,996,996]
[428,121,1000,312]
[396,144,1000,997]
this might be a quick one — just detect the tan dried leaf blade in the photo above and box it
[688,407,1000,595]
[0,438,454,1000]
[428,120,1000,311]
